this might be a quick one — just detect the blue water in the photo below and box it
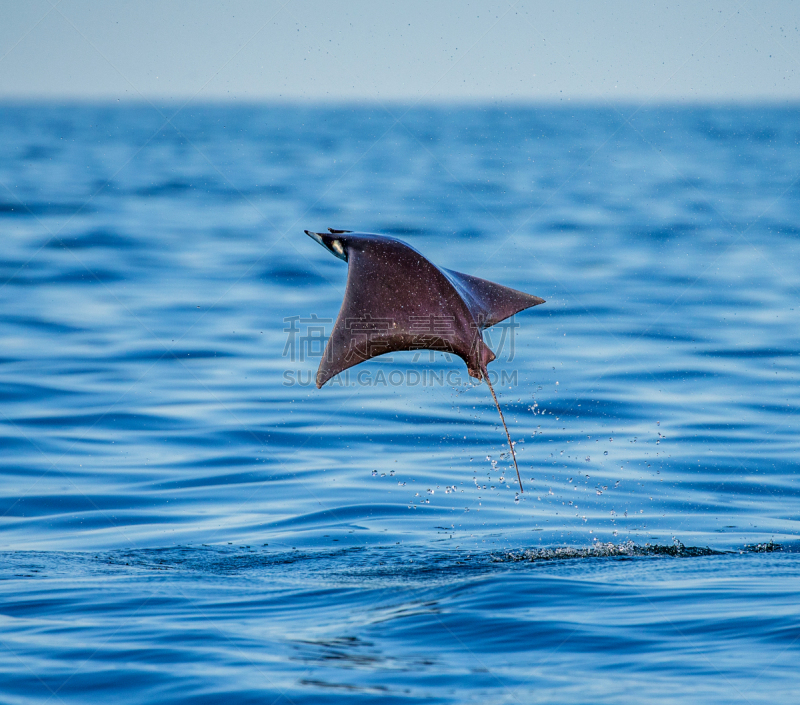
[1,103,799,703]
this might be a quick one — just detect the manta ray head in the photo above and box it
[304,229,350,262]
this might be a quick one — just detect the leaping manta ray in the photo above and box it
[305,228,545,492]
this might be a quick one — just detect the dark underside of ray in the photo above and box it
[304,229,545,492]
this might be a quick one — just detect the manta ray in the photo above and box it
[305,228,545,492]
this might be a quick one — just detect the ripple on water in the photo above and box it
[1,104,799,703]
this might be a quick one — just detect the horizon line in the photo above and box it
[1,95,799,108]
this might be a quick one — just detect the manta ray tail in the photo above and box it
[482,364,523,493]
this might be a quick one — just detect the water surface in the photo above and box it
[0,103,798,703]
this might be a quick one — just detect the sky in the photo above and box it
[1,0,799,103]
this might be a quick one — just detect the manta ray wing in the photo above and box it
[316,239,486,388]
[442,268,545,330]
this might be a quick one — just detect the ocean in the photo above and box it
[0,102,798,703]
